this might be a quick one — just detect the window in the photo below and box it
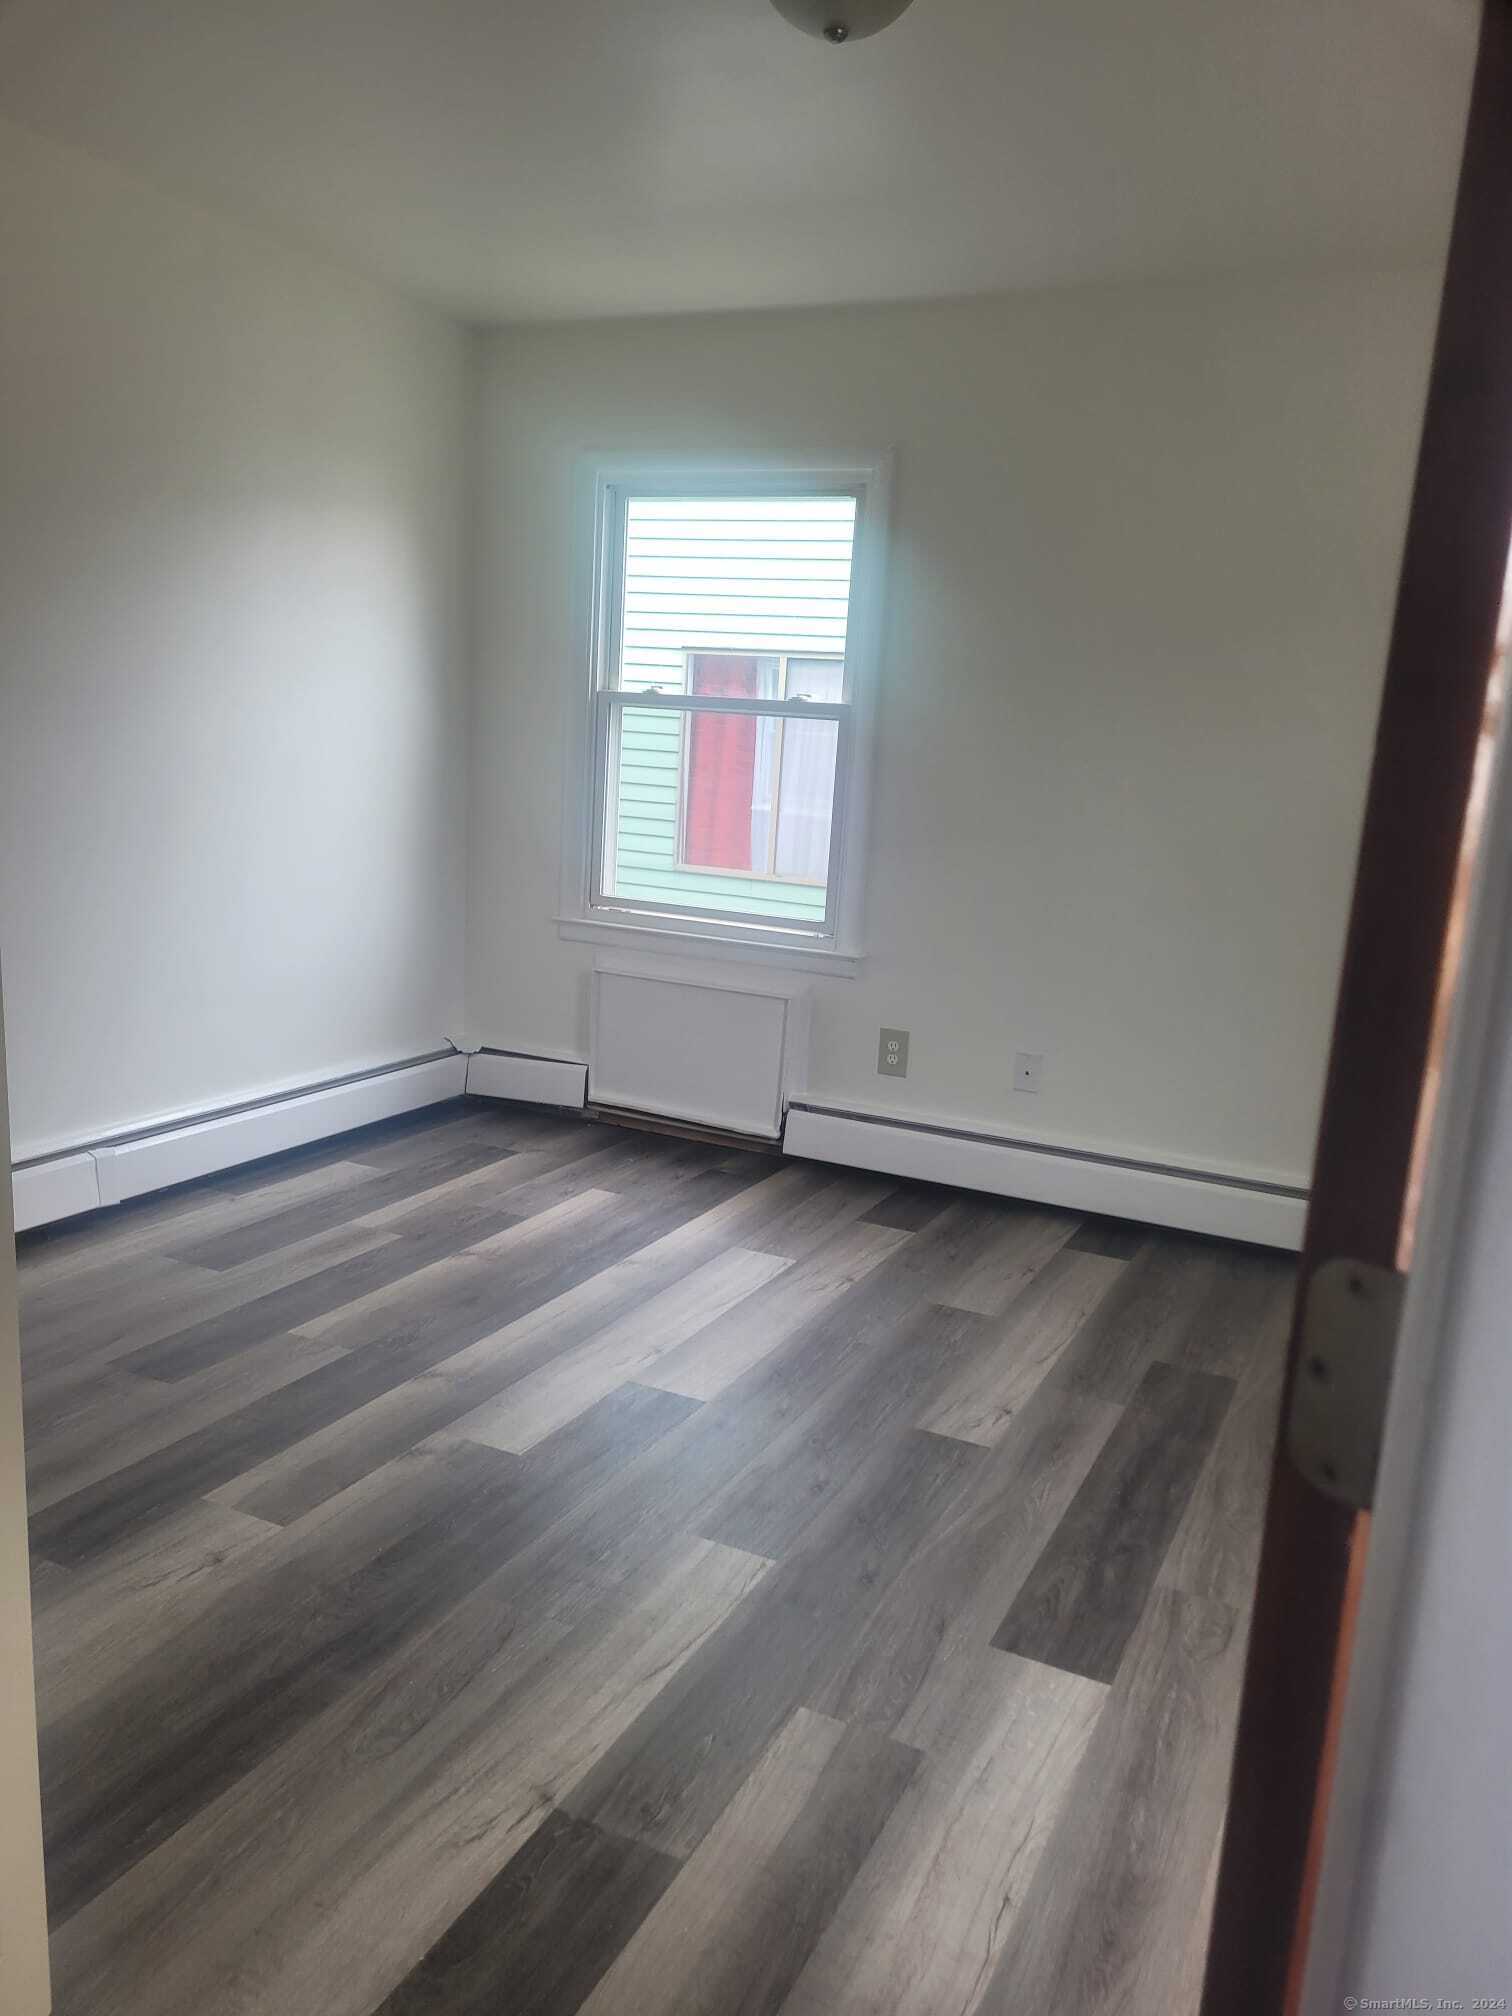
[566,469,884,966]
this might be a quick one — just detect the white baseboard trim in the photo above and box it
[12,1052,467,1233]
[12,1153,103,1235]
[783,1103,1307,1251]
[466,1049,588,1109]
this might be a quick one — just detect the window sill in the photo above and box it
[555,913,863,978]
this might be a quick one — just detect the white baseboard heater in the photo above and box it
[11,1032,1307,1252]
[11,1050,467,1234]
[783,1101,1308,1251]
[465,1049,587,1109]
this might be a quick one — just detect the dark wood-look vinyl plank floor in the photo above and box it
[19,1097,1294,2016]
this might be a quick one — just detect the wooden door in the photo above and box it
[1201,5,1512,2009]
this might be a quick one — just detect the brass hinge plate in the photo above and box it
[1286,1256,1406,1510]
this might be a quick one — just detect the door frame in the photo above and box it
[1200,4,1512,2007]
[1299,559,1512,2005]
[0,968,51,2016]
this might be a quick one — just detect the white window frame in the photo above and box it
[556,458,891,976]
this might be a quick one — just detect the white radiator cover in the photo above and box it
[589,954,810,1138]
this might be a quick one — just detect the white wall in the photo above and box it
[468,275,1439,1185]
[0,120,471,1161]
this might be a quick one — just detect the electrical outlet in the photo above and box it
[1014,1050,1044,1093]
[878,1028,910,1078]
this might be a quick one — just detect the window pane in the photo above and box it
[617,494,856,696]
[774,714,839,880]
[687,653,778,699]
[604,705,837,927]
[685,709,759,871]
[782,656,845,703]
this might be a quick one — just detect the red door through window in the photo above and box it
[683,655,758,871]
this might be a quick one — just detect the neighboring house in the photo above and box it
[606,495,856,927]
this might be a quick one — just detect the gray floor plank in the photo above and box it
[453,1244,791,1453]
[1159,1293,1289,1613]
[16,1158,380,1302]
[579,1706,920,2016]
[739,1169,895,1260]
[641,1218,907,1402]
[783,1650,1105,2016]
[1065,1215,1149,1260]
[976,1585,1248,2016]
[919,1246,1127,1446]
[990,1360,1233,1682]
[118,1205,529,1382]
[808,1376,1121,1738]
[567,1425,986,1859]
[1165,1243,1296,1380]
[25,1330,348,1515]
[695,1298,995,1560]
[20,1216,403,1393]
[372,1810,680,2016]
[934,1203,1080,1317]
[166,1141,520,1269]
[1048,1238,1226,1404]
[31,1499,281,1722]
[860,1183,957,1233]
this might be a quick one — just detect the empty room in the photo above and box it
[3,2,1510,2013]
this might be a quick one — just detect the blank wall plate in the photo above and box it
[1014,1051,1044,1093]
[877,1028,910,1078]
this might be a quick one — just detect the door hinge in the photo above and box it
[1286,1256,1406,1510]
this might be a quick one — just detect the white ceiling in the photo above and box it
[0,0,1478,321]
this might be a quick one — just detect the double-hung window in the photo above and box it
[567,467,884,967]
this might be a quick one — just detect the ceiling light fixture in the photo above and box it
[768,0,916,44]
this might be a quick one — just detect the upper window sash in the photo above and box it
[596,481,864,704]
